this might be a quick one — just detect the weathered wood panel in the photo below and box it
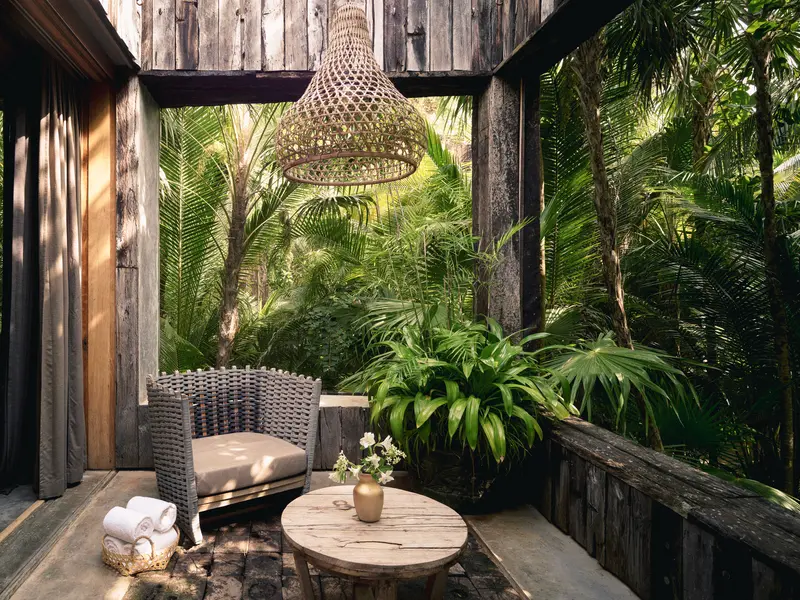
[307,0,328,70]
[316,407,343,469]
[219,0,243,70]
[115,76,161,468]
[262,0,285,70]
[568,453,587,549]
[452,0,472,70]
[537,417,800,600]
[384,0,407,72]
[366,0,385,68]
[406,0,428,71]
[141,0,153,69]
[176,0,198,69]
[86,83,117,470]
[553,446,570,533]
[651,502,682,600]
[152,0,175,69]
[585,462,606,565]
[683,521,714,600]
[242,0,262,70]
[197,0,220,70]
[429,0,451,71]
[285,0,308,70]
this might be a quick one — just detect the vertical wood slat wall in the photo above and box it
[85,84,117,470]
[140,0,553,73]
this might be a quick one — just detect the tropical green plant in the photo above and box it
[545,333,697,436]
[343,320,573,465]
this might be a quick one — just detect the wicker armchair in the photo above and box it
[146,367,321,545]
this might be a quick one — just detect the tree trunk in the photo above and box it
[750,36,795,494]
[572,33,664,452]
[691,64,715,168]
[216,160,249,368]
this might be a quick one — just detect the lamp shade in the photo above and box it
[276,0,427,186]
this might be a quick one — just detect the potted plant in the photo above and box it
[329,432,406,522]
[342,319,574,512]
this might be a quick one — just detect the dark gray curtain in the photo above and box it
[0,63,41,490]
[36,59,85,498]
[0,56,85,498]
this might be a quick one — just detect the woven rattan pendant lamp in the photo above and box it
[276,0,427,186]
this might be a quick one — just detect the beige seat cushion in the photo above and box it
[192,432,306,497]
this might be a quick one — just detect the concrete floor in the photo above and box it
[467,506,638,600]
[11,472,157,600]
[12,472,637,600]
[0,486,37,533]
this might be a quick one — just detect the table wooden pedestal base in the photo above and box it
[294,552,450,600]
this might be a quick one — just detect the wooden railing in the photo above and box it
[534,417,800,599]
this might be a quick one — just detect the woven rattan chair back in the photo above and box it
[146,367,321,545]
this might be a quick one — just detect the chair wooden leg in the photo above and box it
[293,552,315,600]
[425,570,448,600]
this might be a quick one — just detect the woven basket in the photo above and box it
[101,525,180,576]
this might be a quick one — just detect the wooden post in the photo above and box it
[85,83,117,470]
[473,73,545,338]
[115,76,160,468]
[521,74,546,338]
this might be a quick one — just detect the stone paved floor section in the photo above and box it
[123,509,520,600]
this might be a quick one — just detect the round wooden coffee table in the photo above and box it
[281,486,467,599]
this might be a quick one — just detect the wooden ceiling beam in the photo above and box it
[494,0,635,79]
[3,0,136,81]
[139,70,493,108]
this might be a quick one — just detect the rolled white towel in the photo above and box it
[102,507,154,543]
[103,527,179,556]
[126,496,177,533]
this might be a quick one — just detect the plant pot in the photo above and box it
[353,474,384,522]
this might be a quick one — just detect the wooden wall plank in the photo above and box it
[521,75,546,337]
[366,0,385,69]
[153,0,176,69]
[502,0,516,59]
[651,503,683,600]
[340,407,369,466]
[568,453,587,549]
[384,0,407,71]
[429,0,452,71]
[141,0,153,69]
[452,0,471,70]
[308,0,328,70]
[540,0,554,21]
[86,84,117,470]
[176,0,199,69]
[220,0,243,70]
[285,0,309,70]
[682,521,714,600]
[629,489,653,599]
[198,0,220,70]
[585,463,606,565]
[553,445,570,532]
[242,0,262,70]
[406,0,428,71]
[262,0,285,70]
[605,476,630,584]
[317,407,342,469]
[115,267,139,466]
[752,559,795,600]
[472,0,493,72]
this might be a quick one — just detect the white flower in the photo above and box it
[379,471,394,485]
[329,471,344,483]
[349,465,362,478]
[378,435,393,450]
[366,453,381,469]
[359,432,376,448]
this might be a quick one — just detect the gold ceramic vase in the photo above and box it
[353,474,384,522]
